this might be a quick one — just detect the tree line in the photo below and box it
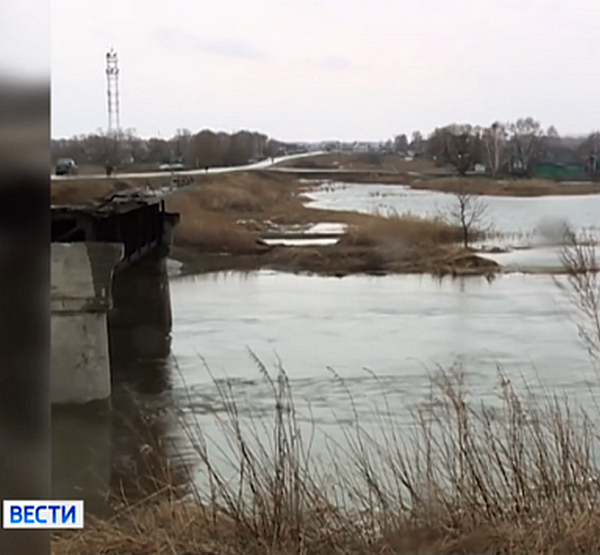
[52,118,600,177]
[393,119,600,177]
[51,128,289,169]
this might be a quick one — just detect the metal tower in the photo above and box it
[106,49,120,136]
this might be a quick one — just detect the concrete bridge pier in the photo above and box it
[51,242,123,405]
[109,253,173,367]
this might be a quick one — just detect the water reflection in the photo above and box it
[52,264,600,514]
[166,270,598,482]
[51,403,112,516]
[52,255,190,514]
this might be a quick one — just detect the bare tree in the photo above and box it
[173,128,192,164]
[51,128,281,169]
[393,134,408,153]
[546,125,560,142]
[410,130,424,154]
[482,122,508,177]
[428,124,483,176]
[555,231,600,360]
[188,129,223,168]
[225,131,255,166]
[577,131,600,175]
[507,117,545,177]
[446,189,489,248]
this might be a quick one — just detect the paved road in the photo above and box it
[51,151,328,181]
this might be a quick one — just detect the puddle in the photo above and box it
[306,222,347,235]
[263,237,340,246]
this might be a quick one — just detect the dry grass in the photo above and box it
[168,172,293,214]
[164,172,296,255]
[50,179,135,205]
[51,228,600,555]
[340,209,466,248]
[162,171,482,258]
[410,177,600,197]
[52,359,600,555]
[162,172,496,274]
[266,243,498,277]
[278,153,450,174]
[166,205,265,256]
[309,209,493,276]
[51,169,497,274]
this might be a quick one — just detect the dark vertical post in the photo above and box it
[0,82,51,555]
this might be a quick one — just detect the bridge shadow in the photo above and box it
[52,253,192,515]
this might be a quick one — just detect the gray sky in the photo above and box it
[51,0,600,141]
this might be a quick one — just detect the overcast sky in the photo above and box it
[51,0,600,142]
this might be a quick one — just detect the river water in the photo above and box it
[305,182,600,246]
[51,183,600,513]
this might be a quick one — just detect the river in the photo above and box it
[305,181,600,246]
[51,183,600,513]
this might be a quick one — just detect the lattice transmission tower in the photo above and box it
[106,49,120,136]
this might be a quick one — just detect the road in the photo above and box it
[51,151,328,181]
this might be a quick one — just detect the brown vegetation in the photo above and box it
[341,211,465,247]
[278,152,450,174]
[267,243,497,277]
[410,176,600,197]
[275,150,600,197]
[163,171,302,255]
[53,365,600,555]
[52,233,600,555]
[160,172,497,276]
[50,178,137,205]
[51,169,498,276]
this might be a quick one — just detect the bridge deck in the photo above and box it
[51,194,179,272]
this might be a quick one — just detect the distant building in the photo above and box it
[532,147,585,180]
[533,161,585,180]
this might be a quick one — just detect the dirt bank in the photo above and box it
[162,171,498,277]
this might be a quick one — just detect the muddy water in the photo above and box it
[52,267,600,511]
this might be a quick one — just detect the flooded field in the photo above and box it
[51,184,600,515]
[305,182,600,246]
[53,268,600,510]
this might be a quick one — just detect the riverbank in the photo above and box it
[274,152,600,197]
[52,363,600,555]
[161,171,498,277]
[50,170,500,277]
[409,176,600,197]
